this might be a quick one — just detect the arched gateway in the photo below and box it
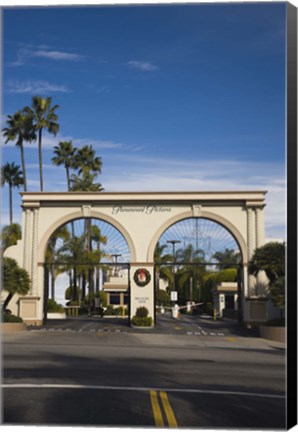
[4,191,269,326]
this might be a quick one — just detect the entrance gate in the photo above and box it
[154,262,243,324]
[3,191,270,326]
[43,262,131,325]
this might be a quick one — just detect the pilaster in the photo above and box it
[31,207,40,296]
[23,208,32,274]
[247,207,256,296]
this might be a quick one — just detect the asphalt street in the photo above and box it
[1,314,286,429]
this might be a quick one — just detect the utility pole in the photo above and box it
[167,240,181,300]
[111,253,121,276]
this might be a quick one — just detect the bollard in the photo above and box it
[213,308,217,321]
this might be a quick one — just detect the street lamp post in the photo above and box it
[167,240,181,302]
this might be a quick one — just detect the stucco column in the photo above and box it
[255,207,268,295]
[130,264,155,323]
[247,207,256,296]
[31,207,39,296]
[23,208,32,274]
[255,207,265,249]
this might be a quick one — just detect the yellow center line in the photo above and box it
[150,390,164,427]
[160,391,178,428]
[150,390,178,428]
[225,337,237,342]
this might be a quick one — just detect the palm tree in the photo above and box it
[3,257,31,311]
[73,145,102,177]
[176,244,206,303]
[1,162,24,224]
[90,224,107,293]
[154,242,173,289]
[52,141,78,238]
[45,225,71,300]
[1,223,22,252]
[24,96,59,191]
[52,141,77,190]
[212,248,241,269]
[57,235,85,302]
[70,172,103,192]
[3,111,36,192]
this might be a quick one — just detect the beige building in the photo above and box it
[3,190,272,326]
[212,282,238,318]
[102,272,129,308]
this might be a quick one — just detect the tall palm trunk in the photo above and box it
[38,128,43,191]
[50,264,56,300]
[9,183,13,225]
[20,143,27,192]
[73,267,78,301]
[2,292,14,311]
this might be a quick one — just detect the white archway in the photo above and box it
[38,210,137,264]
[147,210,248,263]
[3,190,268,325]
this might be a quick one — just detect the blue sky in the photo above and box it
[2,2,286,240]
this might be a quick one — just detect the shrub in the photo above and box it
[131,316,152,327]
[2,313,23,323]
[99,291,107,307]
[105,305,115,315]
[47,299,65,313]
[114,306,127,316]
[135,306,149,318]
[266,318,285,327]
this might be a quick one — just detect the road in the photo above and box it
[2,314,286,428]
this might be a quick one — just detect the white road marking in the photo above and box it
[1,383,285,399]
[78,323,94,333]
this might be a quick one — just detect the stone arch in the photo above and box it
[147,209,248,263]
[38,210,137,264]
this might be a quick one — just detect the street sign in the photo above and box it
[171,291,178,301]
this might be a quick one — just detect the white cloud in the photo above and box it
[32,50,84,61]
[127,60,159,71]
[9,46,85,66]
[6,80,69,94]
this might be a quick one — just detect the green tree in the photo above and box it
[3,111,36,191]
[24,96,59,191]
[73,144,102,177]
[154,242,173,289]
[249,242,285,316]
[1,223,22,252]
[56,235,85,301]
[212,248,241,269]
[52,141,77,190]
[90,224,107,293]
[1,162,24,224]
[2,257,31,311]
[249,242,285,284]
[270,276,285,315]
[176,244,206,304]
[70,145,103,191]
[156,289,170,306]
[70,172,103,191]
[201,268,238,303]
[45,225,71,300]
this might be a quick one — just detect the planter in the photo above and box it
[1,322,27,332]
[259,326,286,343]
[47,312,66,320]
[131,324,154,330]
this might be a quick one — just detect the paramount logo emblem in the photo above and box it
[112,205,172,215]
